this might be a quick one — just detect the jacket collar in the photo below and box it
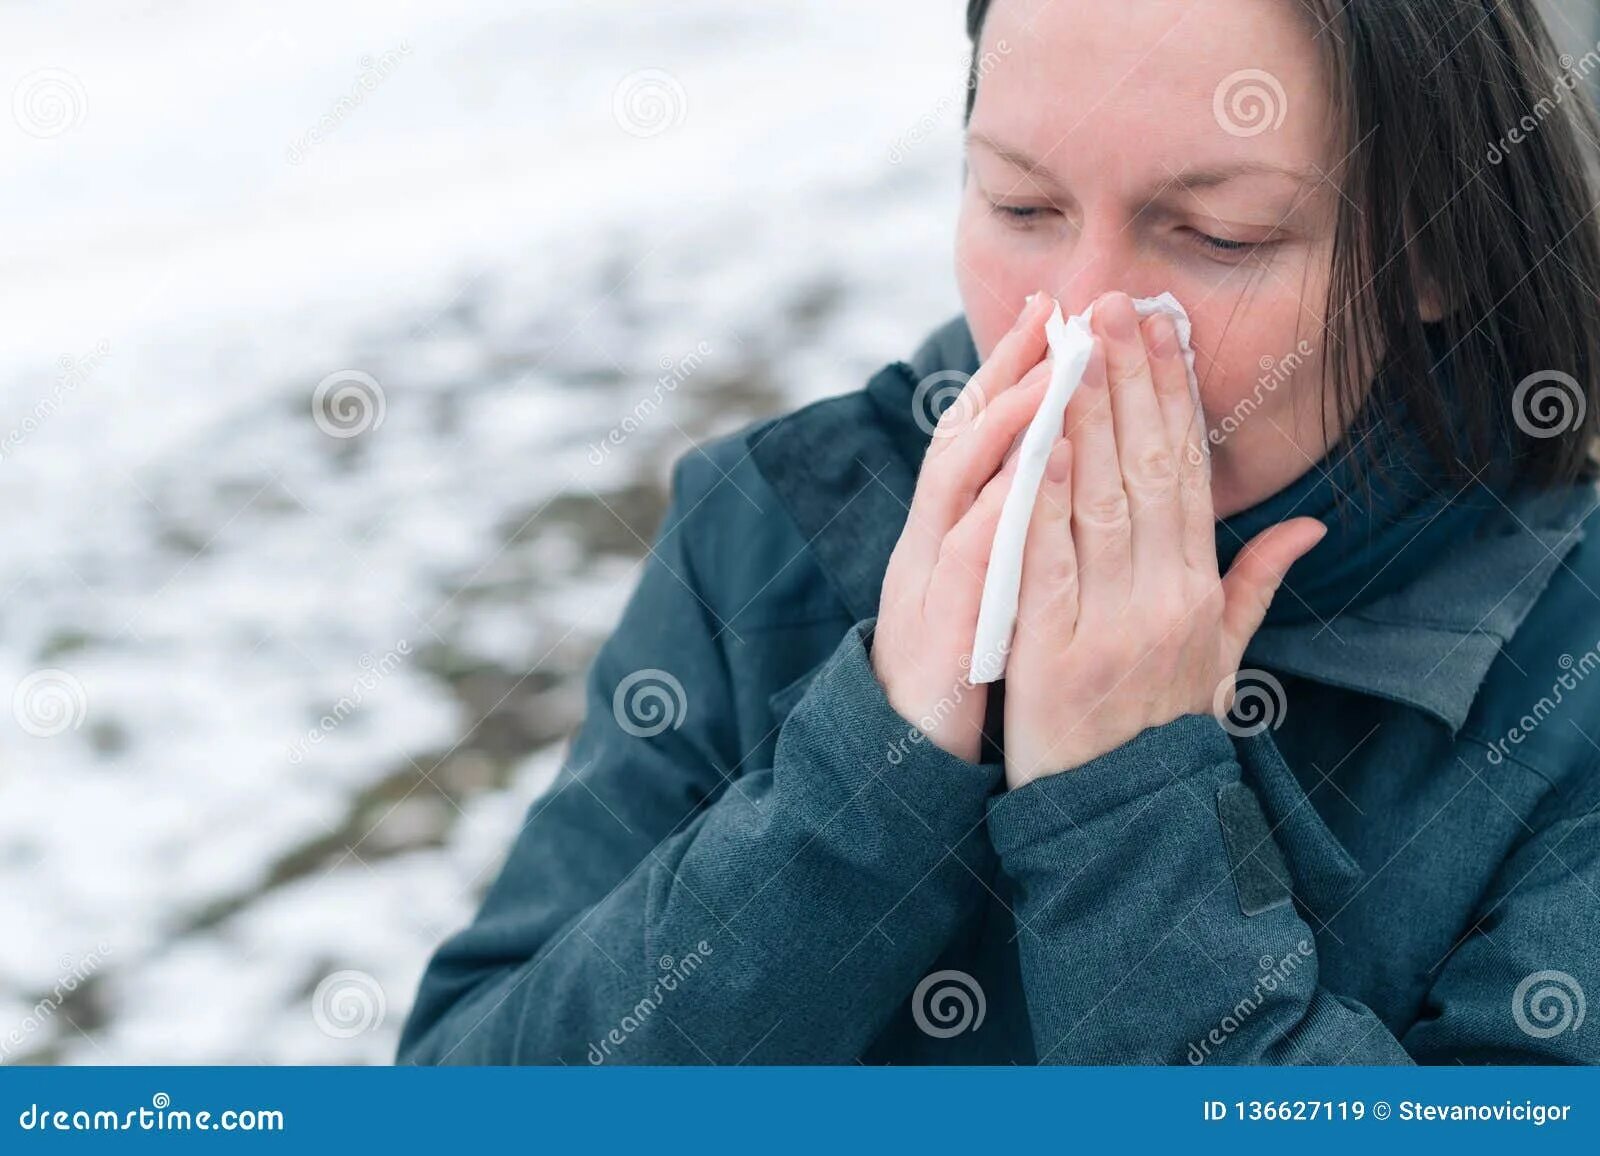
[1245,484,1592,731]
[748,316,1596,735]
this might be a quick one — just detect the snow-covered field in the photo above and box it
[0,0,968,1062]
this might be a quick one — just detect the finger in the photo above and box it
[1096,293,1181,579]
[1065,337,1131,611]
[1142,312,1196,461]
[1016,438,1078,648]
[904,359,1052,563]
[926,291,1053,459]
[924,449,1024,652]
[977,290,1054,402]
[1219,517,1327,664]
[1142,312,1216,574]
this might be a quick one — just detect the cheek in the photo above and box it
[1186,295,1323,419]
[1187,243,1333,415]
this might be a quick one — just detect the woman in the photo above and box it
[399,0,1600,1064]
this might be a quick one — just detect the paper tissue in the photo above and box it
[967,293,1200,684]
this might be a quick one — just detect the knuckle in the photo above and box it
[1043,565,1080,608]
[1027,550,1079,598]
[1079,488,1131,528]
[1126,446,1178,489]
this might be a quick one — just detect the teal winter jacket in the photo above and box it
[397,317,1600,1065]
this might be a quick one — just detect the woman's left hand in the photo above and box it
[1002,292,1327,789]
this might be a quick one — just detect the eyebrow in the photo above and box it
[965,131,1321,193]
[1163,161,1323,191]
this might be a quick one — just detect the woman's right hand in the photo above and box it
[870,292,1056,763]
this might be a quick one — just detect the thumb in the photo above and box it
[1219,517,1327,663]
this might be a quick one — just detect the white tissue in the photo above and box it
[967,293,1200,684]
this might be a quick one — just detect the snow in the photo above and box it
[0,1,968,1062]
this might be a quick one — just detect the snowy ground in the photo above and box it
[0,0,968,1063]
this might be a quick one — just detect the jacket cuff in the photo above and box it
[986,713,1236,855]
[788,618,1005,837]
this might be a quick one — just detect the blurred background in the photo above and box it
[1,0,1597,1065]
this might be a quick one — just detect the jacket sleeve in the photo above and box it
[396,454,1003,1064]
[987,713,1600,1064]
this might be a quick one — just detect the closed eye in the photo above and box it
[1192,231,1253,253]
[1182,227,1275,265]
[989,200,1058,225]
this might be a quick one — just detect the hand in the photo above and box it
[871,291,1056,763]
[1001,292,1326,788]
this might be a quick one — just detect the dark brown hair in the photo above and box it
[965,0,1600,491]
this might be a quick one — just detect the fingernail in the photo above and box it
[1147,313,1179,359]
[1101,293,1136,339]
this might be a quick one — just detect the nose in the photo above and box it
[1045,223,1155,317]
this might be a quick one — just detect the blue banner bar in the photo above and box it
[2,1066,1596,1152]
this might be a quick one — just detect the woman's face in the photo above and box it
[956,0,1343,516]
